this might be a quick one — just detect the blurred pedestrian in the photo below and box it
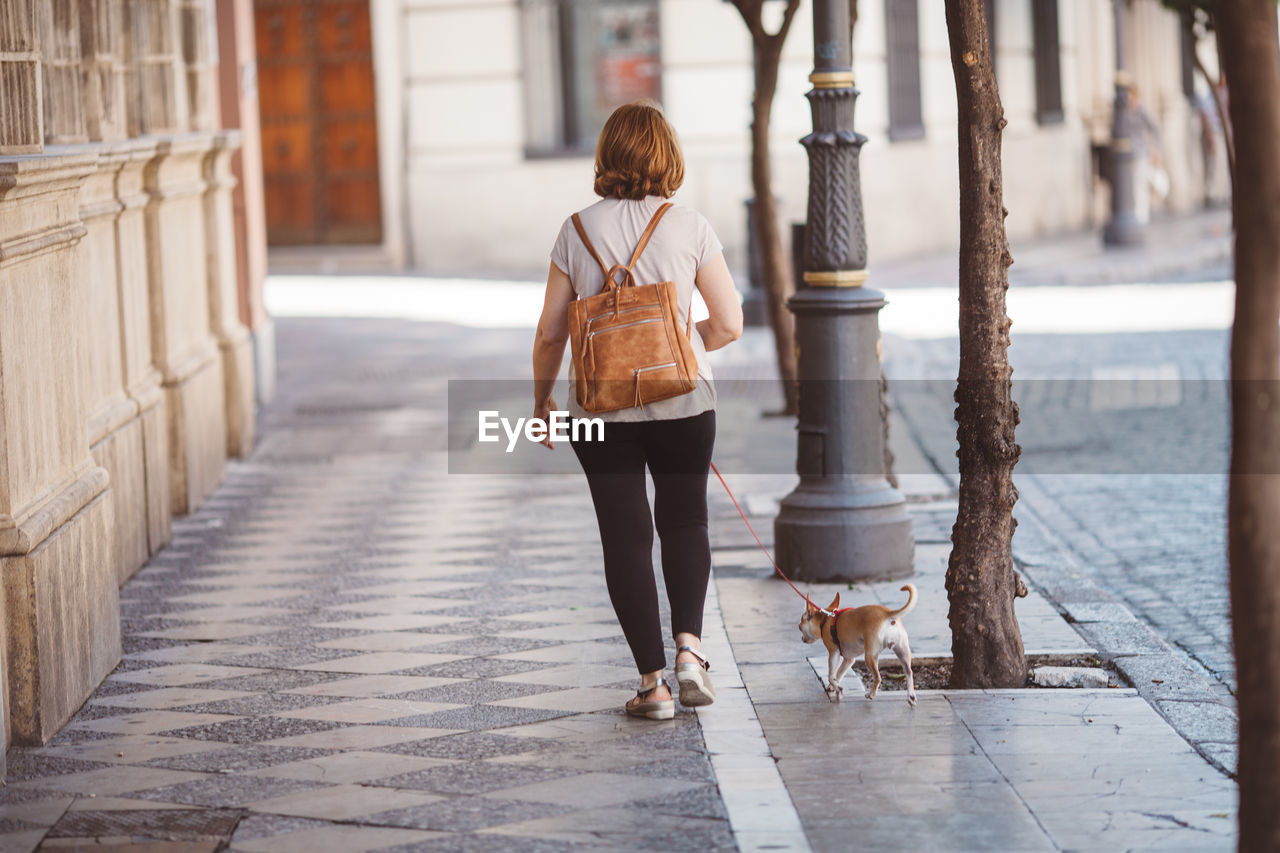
[1195,72,1230,207]
[1126,83,1166,223]
[531,100,744,719]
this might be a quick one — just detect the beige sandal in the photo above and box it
[675,645,715,707]
[626,676,675,720]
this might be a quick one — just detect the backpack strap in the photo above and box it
[625,202,674,272]
[571,213,610,281]
[573,202,675,291]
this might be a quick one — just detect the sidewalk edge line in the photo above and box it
[698,570,812,853]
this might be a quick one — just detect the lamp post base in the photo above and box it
[775,479,913,582]
[1103,213,1145,246]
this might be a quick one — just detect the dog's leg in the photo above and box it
[864,644,882,700]
[891,634,917,706]
[826,650,841,700]
[831,656,855,702]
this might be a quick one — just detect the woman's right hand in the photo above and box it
[533,395,557,449]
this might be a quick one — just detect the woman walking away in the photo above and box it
[531,100,743,720]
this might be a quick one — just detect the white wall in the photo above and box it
[391,0,1207,278]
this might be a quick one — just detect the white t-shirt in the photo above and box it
[550,195,723,423]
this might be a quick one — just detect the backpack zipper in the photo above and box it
[634,362,677,374]
[587,304,659,324]
[587,317,662,339]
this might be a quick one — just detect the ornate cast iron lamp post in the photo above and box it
[774,0,913,582]
[1103,0,1144,246]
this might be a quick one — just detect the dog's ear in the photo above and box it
[805,596,818,613]
[826,593,841,610]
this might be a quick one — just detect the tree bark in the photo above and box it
[751,56,799,412]
[1217,3,1280,848]
[732,0,801,414]
[942,0,1026,688]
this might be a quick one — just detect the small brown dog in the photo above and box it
[798,585,917,705]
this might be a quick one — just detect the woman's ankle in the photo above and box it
[674,633,702,663]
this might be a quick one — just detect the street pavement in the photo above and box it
[0,210,1242,851]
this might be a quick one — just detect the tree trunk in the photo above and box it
[750,49,799,413]
[1218,3,1280,848]
[942,0,1026,688]
[731,0,801,415]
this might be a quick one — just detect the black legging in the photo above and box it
[571,410,715,675]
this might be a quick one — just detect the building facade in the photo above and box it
[257,0,1224,279]
[0,0,269,763]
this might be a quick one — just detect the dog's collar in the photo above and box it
[824,608,848,648]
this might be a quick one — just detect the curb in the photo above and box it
[699,570,811,853]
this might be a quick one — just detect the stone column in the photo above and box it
[204,131,256,457]
[143,134,227,515]
[0,152,122,744]
[215,0,273,404]
[78,139,169,585]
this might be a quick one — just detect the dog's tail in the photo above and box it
[888,584,917,618]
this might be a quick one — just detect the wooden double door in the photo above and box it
[255,0,383,245]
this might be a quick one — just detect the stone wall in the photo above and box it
[0,0,264,762]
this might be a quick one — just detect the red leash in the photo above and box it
[709,461,816,608]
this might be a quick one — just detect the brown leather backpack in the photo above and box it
[567,203,699,413]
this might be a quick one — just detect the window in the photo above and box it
[521,0,661,156]
[1,0,43,153]
[40,0,88,144]
[1031,0,1062,124]
[884,0,923,141]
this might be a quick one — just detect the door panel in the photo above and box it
[322,119,378,172]
[254,0,383,246]
[316,2,372,52]
[256,64,309,116]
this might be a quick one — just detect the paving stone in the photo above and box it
[386,680,556,705]
[139,745,334,774]
[157,716,349,744]
[195,671,344,693]
[370,761,576,796]
[406,636,559,656]
[224,813,331,843]
[172,693,339,717]
[232,823,444,853]
[383,705,572,732]
[398,834,584,853]
[246,750,452,784]
[407,658,559,679]
[627,749,718,784]
[365,797,578,833]
[373,732,557,761]
[212,648,356,669]
[3,754,115,784]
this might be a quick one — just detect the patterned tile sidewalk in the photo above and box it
[0,319,738,852]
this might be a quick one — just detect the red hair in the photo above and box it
[593,100,685,200]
